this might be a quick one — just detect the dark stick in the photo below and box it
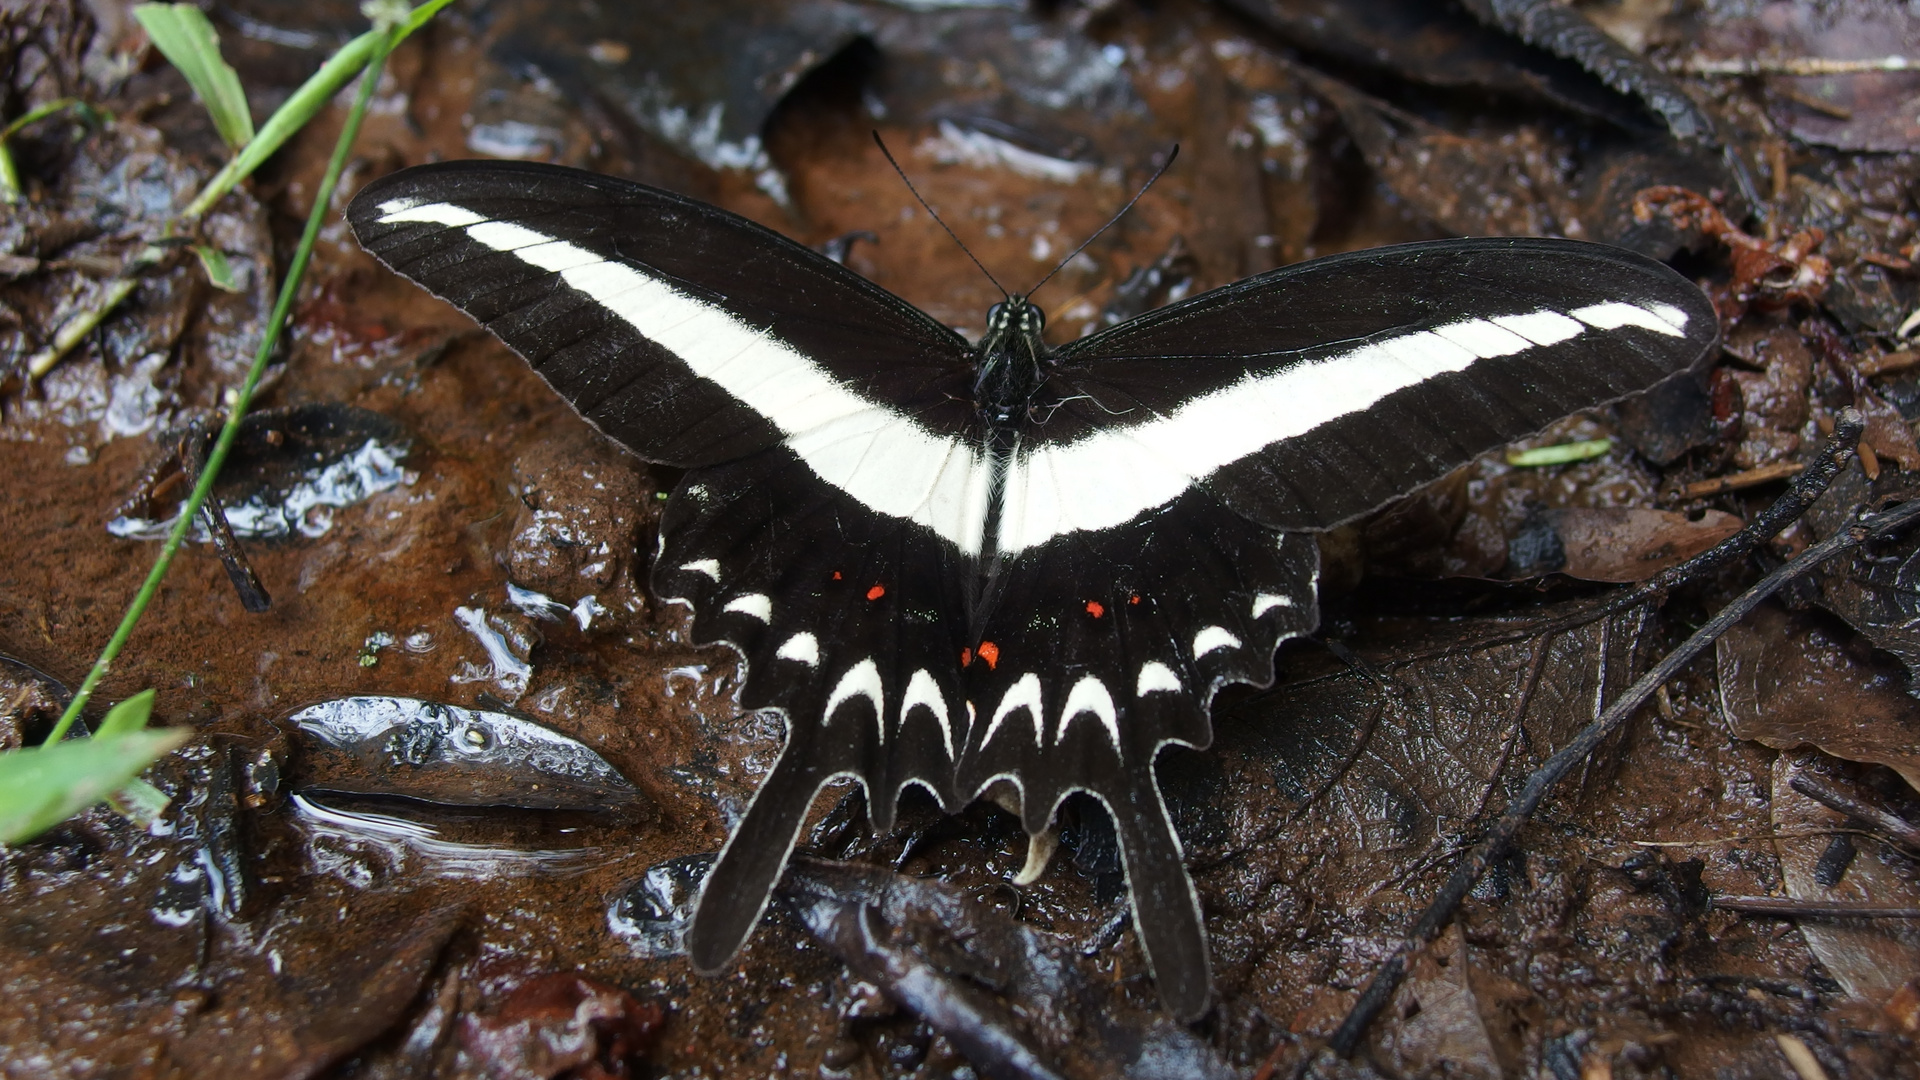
[1319,419,1917,1064]
[179,423,271,612]
[1788,771,1920,853]
[1714,897,1920,919]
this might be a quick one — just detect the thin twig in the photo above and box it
[1716,897,1920,919]
[1671,461,1805,501]
[1319,448,1918,1063]
[1678,55,1916,77]
[1788,771,1920,853]
[1465,641,1552,825]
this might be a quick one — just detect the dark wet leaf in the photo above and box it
[861,6,1157,169]
[206,901,466,1080]
[779,856,1240,1080]
[1214,0,1648,130]
[487,0,873,181]
[109,403,411,542]
[1374,926,1522,1080]
[1802,463,1920,692]
[1695,6,1920,152]
[1547,506,1743,583]
[1295,68,1722,253]
[1769,756,1920,1005]
[454,972,662,1080]
[284,695,642,810]
[1457,0,1717,144]
[1715,603,1920,791]
[1612,372,1715,467]
[607,851,712,959]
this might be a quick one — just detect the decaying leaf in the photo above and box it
[1715,603,1920,792]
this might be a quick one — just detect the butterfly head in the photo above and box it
[974,296,1052,425]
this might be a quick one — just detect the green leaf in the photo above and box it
[107,777,173,827]
[181,0,458,221]
[133,4,254,150]
[94,688,156,738]
[193,244,241,291]
[1506,438,1613,467]
[0,729,190,844]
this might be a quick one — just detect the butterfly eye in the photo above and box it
[986,301,1006,324]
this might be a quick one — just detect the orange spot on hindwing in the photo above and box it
[977,641,1000,670]
[1085,600,1105,618]
[1129,594,1141,605]
[866,584,886,601]
[960,647,973,668]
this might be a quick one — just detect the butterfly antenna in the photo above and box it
[873,130,1009,299]
[1027,144,1179,299]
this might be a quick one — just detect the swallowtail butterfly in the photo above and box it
[347,161,1716,1020]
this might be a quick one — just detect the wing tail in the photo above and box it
[1100,767,1212,1022]
[687,732,836,974]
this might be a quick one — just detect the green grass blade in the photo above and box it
[48,12,416,746]
[133,4,254,150]
[1506,438,1613,467]
[107,777,172,828]
[94,689,156,738]
[0,729,190,844]
[192,244,241,291]
[182,0,457,220]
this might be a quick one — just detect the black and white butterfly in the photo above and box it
[346,160,1716,1020]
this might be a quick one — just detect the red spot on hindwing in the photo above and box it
[1085,600,1105,618]
[960,647,972,668]
[832,571,843,581]
[1129,594,1141,605]
[977,641,1000,670]
[866,584,886,601]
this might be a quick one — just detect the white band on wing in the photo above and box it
[995,301,1687,554]
[378,200,1689,559]
[377,199,992,556]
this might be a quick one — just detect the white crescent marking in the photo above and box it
[901,669,954,760]
[775,632,819,667]
[680,559,721,582]
[823,659,884,743]
[1192,626,1240,659]
[1251,593,1292,618]
[981,673,1044,749]
[1058,674,1120,753]
[1136,661,1182,696]
[723,593,771,622]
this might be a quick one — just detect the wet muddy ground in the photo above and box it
[3,0,1920,1077]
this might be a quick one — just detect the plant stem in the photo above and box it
[45,28,401,744]
[1,99,96,206]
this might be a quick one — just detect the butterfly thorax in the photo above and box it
[972,297,1052,426]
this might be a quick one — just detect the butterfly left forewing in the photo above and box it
[348,162,979,468]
